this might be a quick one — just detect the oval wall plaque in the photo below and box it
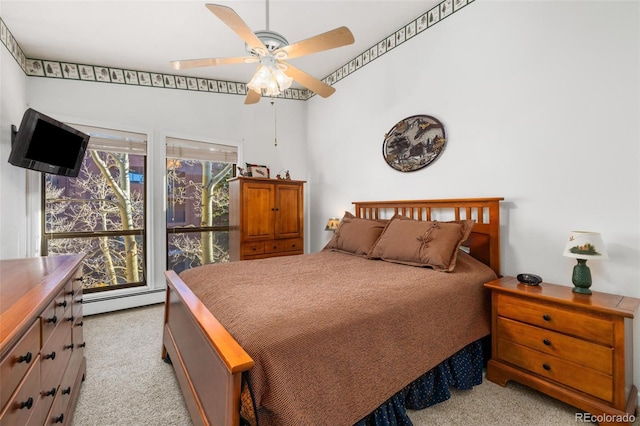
[382,115,446,172]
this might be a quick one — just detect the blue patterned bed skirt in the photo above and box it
[353,339,485,426]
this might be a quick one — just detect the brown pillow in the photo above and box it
[323,212,387,257]
[369,215,475,271]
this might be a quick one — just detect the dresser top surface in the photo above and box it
[485,276,640,318]
[0,254,84,353]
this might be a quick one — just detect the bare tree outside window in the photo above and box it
[44,149,146,293]
[167,158,233,273]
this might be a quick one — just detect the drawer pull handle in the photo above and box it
[542,314,551,321]
[61,387,71,395]
[67,290,74,296]
[64,343,74,350]
[252,247,257,251]
[57,300,67,308]
[78,342,86,348]
[46,315,58,324]
[543,339,551,346]
[42,388,57,397]
[53,413,64,423]
[67,315,75,322]
[542,363,551,371]
[44,351,56,360]
[77,321,84,327]
[18,397,33,410]
[17,352,32,364]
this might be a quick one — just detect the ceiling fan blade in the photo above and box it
[282,62,336,98]
[245,89,262,105]
[171,56,257,70]
[205,4,268,55]
[273,26,354,60]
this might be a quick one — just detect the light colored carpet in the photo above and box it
[71,304,639,426]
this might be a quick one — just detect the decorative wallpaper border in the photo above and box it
[0,0,473,102]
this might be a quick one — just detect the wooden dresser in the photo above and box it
[485,276,639,425]
[0,255,86,426]
[229,177,304,261]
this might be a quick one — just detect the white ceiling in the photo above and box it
[1,0,441,90]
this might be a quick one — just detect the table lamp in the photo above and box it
[562,231,608,295]
[325,218,340,231]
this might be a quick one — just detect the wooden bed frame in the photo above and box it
[162,197,503,426]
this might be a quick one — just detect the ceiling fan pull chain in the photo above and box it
[271,98,278,146]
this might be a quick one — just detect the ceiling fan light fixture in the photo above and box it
[247,64,292,96]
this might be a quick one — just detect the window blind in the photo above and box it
[166,137,238,163]
[68,124,147,155]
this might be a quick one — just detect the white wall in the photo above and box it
[308,0,639,296]
[0,35,30,259]
[306,0,640,392]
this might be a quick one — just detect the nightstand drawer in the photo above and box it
[497,317,612,375]
[496,293,614,346]
[497,339,613,402]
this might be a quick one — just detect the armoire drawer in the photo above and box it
[241,242,265,256]
[263,238,303,254]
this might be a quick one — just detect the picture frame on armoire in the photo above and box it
[246,163,270,178]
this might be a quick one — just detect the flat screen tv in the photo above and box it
[8,108,90,177]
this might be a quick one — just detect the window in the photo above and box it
[43,125,147,293]
[166,137,237,274]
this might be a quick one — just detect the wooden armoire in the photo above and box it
[229,177,305,261]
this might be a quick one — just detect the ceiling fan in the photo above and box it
[171,3,355,104]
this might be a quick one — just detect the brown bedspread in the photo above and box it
[179,250,497,426]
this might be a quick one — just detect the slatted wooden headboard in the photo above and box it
[352,198,503,276]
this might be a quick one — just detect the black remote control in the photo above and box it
[516,273,543,286]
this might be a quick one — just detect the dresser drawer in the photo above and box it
[0,320,40,411]
[496,293,614,346]
[497,339,613,402]
[63,279,75,306]
[41,287,68,346]
[264,238,303,254]
[46,348,84,426]
[41,321,73,391]
[241,242,265,256]
[71,272,84,297]
[72,315,85,355]
[497,317,612,375]
[0,359,42,426]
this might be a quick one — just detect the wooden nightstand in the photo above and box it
[485,277,640,425]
